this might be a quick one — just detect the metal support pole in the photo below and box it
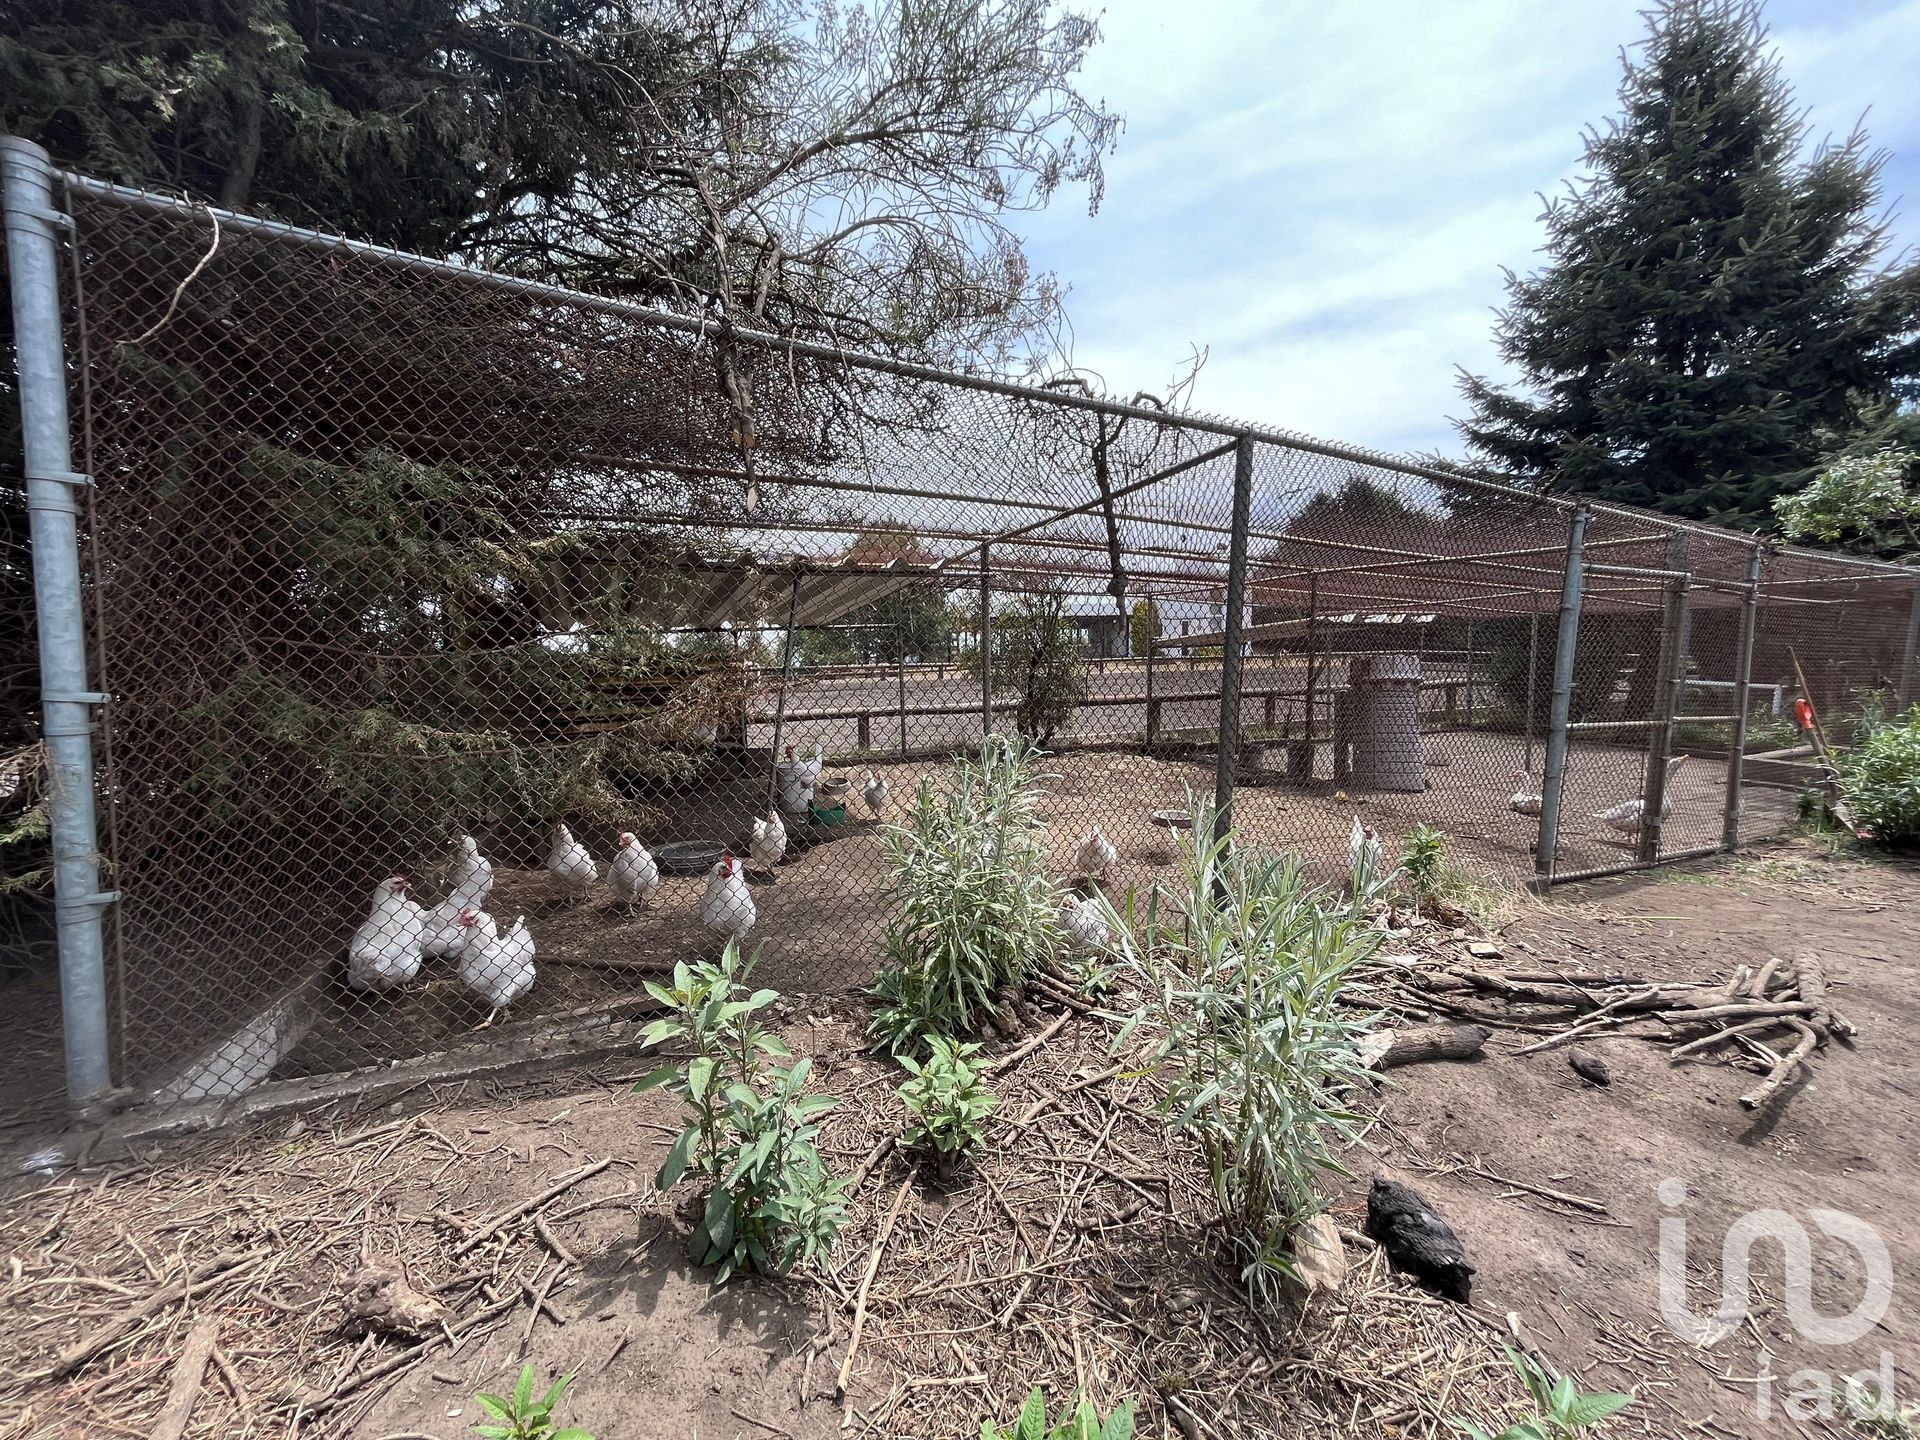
[1535,507,1590,889]
[895,621,908,759]
[1304,571,1319,762]
[1524,599,1541,772]
[1212,435,1255,848]
[2,137,116,1116]
[978,540,993,738]
[1464,619,1475,730]
[1636,534,1691,865]
[764,576,803,809]
[1143,633,1156,750]
[1722,545,1766,849]
[1899,587,1920,708]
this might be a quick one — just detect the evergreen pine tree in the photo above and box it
[1456,0,1920,528]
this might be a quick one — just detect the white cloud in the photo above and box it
[1019,0,1920,459]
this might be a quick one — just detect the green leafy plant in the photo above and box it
[634,943,847,1282]
[1834,703,1920,847]
[991,590,1090,744]
[1450,1346,1631,1440]
[1840,1375,1918,1437]
[898,1036,997,1160]
[981,1387,1135,1440]
[472,1365,593,1440]
[1101,795,1382,1309]
[1401,823,1445,900]
[870,735,1064,1054]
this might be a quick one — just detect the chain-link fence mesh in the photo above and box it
[5,169,1917,1114]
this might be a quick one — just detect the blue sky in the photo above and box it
[1017,0,1920,460]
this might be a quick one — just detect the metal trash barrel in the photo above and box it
[1349,653,1426,792]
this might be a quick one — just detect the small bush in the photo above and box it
[1450,1345,1631,1440]
[898,1036,996,1159]
[1100,796,1381,1309]
[870,735,1064,1053]
[982,1387,1135,1440]
[1835,703,1920,847]
[1401,823,1445,900]
[472,1365,593,1440]
[634,944,847,1282]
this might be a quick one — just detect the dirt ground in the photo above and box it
[2,834,1913,1440]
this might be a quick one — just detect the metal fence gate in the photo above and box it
[5,136,1919,1121]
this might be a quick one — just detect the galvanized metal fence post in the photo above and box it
[1211,435,1255,848]
[1721,545,1766,849]
[2,136,117,1115]
[1535,506,1590,889]
[1143,631,1156,749]
[1636,534,1691,865]
[978,539,993,737]
[1899,586,1920,708]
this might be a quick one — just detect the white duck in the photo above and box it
[1058,893,1110,953]
[546,822,598,886]
[1349,816,1385,894]
[1072,826,1118,881]
[1508,769,1543,817]
[701,854,757,942]
[455,907,536,1026]
[1593,754,1690,835]
[348,876,426,992]
[423,834,495,959]
[608,831,660,910]
[750,808,786,874]
[863,769,890,818]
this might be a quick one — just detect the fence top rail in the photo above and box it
[47,155,1919,585]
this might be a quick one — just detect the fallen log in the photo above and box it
[1363,1023,1492,1070]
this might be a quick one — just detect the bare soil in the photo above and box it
[2,835,1913,1440]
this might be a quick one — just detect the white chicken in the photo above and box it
[863,769,890,818]
[608,831,661,910]
[348,876,426,992]
[455,907,537,1026]
[423,834,495,960]
[776,745,816,817]
[1508,769,1543,817]
[546,821,598,886]
[701,854,756,943]
[793,742,825,791]
[750,808,786,874]
[1058,893,1110,954]
[1593,753,1690,835]
[1349,816,1385,896]
[1072,826,1118,882]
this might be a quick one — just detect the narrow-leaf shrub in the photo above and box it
[870,734,1063,1053]
[634,943,847,1282]
[1100,795,1382,1309]
[898,1036,996,1159]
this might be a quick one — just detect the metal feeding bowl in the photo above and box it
[1152,808,1194,830]
[654,840,728,874]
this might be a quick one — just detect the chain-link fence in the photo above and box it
[6,154,1918,1117]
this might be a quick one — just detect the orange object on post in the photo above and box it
[1793,696,1815,732]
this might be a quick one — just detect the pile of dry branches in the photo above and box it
[1380,948,1851,1111]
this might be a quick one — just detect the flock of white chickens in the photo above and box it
[345,743,902,1026]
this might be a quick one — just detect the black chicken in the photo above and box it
[1365,1177,1475,1302]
